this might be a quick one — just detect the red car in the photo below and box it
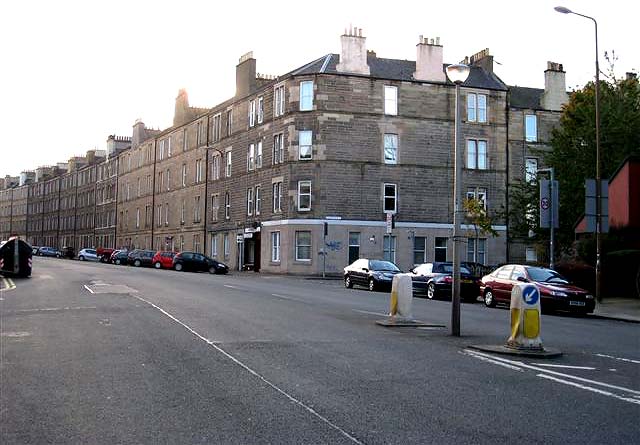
[480,265,595,314]
[153,251,177,269]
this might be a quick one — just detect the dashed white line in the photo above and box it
[83,285,95,294]
[130,293,363,444]
[352,309,389,317]
[596,353,640,365]
[537,374,640,405]
[224,284,239,289]
[271,293,305,303]
[531,364,596,370]
[465,350,640,397]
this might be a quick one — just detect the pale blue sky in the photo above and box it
[0,0,636,176]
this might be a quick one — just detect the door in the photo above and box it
[493,265,514,302]
[348,232,360,265]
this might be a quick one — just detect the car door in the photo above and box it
[493,265,514,303]
[194,254,206,271]
[349,259,367,285]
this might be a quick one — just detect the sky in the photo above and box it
[0,0,636,177]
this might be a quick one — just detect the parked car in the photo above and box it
[153,251,177,269]
[409,262,480,302]
[128,249,155,267]
[97,247,115,263]
[480,264,596,314]
[344,258,402,291]
[112,250,130,265]
[172,252,229,274]
[60,246,75,259]
[37,246,61,257]
[77,248,99,261]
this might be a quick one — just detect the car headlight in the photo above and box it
[586,294,594,300]
[550,290,567,297]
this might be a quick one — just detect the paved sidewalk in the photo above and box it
[592,298,640,323]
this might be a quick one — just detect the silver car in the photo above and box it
[77,248,99,261]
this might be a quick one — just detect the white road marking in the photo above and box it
[11,306,97,314]
[130,293,363,445]
[352,309,388,317]
[465,350,640,397]
[537,374,640,405]
[224,284,239,289]
[596,353,640,365]
[1,277,16,291]
[462,350,523,371]
[83,285,95,294]
[271,293,305,303]
[531,363,596,370]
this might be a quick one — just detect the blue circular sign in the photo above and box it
[522,285,540,306]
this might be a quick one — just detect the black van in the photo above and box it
[0,238,33,277]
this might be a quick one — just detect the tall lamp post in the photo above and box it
[446,63,470,337]
[555,6,602,302]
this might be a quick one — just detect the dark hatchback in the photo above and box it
[128,249,156,267]
[112,250,131,265]
[172,252,229,274]
[344,258,402,291]
[409,262,480,302]
[480,265,596,314]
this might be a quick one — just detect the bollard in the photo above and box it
[507,283,543,350]
[389,274,414,320]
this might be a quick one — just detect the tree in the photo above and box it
[544,70,640,257]
[463,197,498,265]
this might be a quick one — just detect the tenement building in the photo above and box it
[0,29,569,274]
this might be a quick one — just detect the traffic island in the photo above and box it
[470,283,562,358]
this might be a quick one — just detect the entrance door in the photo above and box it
[242,232,261,272]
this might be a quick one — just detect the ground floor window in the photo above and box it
[383,235,396,263]
[467,238,486,264]
[223,233,230,258]
[211,234,218,257]
[295,231,311,261]
[413,236,427,265]
[271,231,280,262]
[435,237,447,262]
[525,246,537,263]
[348,232,360,264]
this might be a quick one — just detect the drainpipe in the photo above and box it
[505,89,510,263]
[203,115,210,255]
[151,138,158,250]
[72,171,79,250]
[113,157,119,249]
[56,177,62,248]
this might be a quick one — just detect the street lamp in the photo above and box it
[555,6,602,302]
[446,63,470,337]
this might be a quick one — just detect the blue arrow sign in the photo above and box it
[522,286,539,306]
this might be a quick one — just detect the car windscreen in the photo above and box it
[526,267,568,284]
[369,260,400,272]
[437,264,472,275]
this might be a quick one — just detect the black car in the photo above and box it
[112,250,131,265]
[410,262,480,302]
[128,249,155,267]
[344,258,402,291]
[172,252,229,274]
[60,246,75,259]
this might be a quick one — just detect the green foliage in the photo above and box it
[463,198,499,239]
[545,72,640,252]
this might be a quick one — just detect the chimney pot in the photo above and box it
[436,37,440,45]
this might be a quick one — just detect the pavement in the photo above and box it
[593,297,640,323]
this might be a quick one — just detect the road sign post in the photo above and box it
[539,169,558,269]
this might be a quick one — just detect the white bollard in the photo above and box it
[507,283,543,350]
[389,274,414,320]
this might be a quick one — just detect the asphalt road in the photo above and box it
[1,257,638,444]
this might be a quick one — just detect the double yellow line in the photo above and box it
[1,277,16,291]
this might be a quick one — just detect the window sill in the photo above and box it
[294,260,312,264]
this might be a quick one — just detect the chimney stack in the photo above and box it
[132,119,147,148]
[541,61,569,111]
[336,25,370,75]
[413,35,445,83]
[236,51,257,98]
[469,48,493,74]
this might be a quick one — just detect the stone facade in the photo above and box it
[0,32,568,275]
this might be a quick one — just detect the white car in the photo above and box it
[77,248,99,261]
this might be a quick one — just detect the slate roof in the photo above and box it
[288,53,508,91]
[509,86,544,109]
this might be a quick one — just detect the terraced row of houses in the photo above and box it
[0,29,568,274]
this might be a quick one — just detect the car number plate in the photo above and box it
[569,301,586,306]
[462,279,472,284]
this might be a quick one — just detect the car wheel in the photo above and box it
[154,262,162,269]
[368,278,376,292]
[484,289,496,307]
[134,259,141,267]
[344,275,353,289]
[115,259,121,265]
[208,266,216,274]
[427,283,436,300]
[175,263,183,271]
[79,255,85,261]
